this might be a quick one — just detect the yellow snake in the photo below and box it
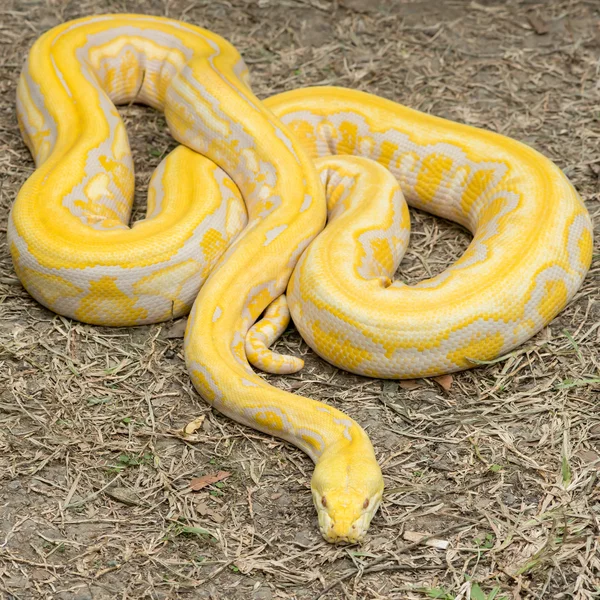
[10,14,592,543]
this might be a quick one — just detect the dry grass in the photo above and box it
[0,0,599,599]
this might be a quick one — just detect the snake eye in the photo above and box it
[363,498,369,509]
[321,496,328,508]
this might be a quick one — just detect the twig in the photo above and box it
[313,522,481,599]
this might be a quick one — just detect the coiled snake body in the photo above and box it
[10,15,592,542]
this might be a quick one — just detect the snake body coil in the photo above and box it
[10,14,592,542]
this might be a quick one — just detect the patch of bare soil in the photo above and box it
[0,1,598,599]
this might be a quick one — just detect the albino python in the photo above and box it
[10,14,592,543]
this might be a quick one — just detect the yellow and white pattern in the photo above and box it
[10,14,592,543]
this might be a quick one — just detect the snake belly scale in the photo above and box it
[10,14,592,542]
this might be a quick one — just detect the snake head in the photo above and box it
[311,442,384,543]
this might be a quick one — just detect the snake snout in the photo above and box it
[322,518,367,544]
[316,501,373,544]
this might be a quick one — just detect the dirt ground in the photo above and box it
[0,0,599,599]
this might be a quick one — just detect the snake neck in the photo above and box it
[184,278,371,462]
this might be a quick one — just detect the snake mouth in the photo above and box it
[322,528,366,544]
[318,510,372,544]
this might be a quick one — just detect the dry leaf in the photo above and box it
[105,486,142,506]
[162,317,188,339]
[575,450,599,464]
[527,14,549,35]
[403,530,449,550]
[433,374,453,392]
[399,379,421,390]
[195,500,226,522]
[183,415,206,436]
[207,510,225,523]
[190,471,231,491]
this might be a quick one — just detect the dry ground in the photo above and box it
[0,0,599,598]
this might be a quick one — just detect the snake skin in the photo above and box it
[9,14,593,543]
